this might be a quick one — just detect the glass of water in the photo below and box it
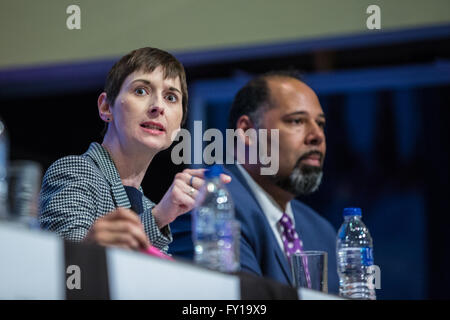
[290,250,328,293]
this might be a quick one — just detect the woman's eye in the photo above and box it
[166,94,178,102]
[135,88,147,96]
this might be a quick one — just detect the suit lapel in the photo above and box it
[84,142,131,209]
[225,164,293,284]
[110,181,131,208]
[224,164,262,209]
[274,246,293,285]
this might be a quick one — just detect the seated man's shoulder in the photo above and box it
[291,200,335,232]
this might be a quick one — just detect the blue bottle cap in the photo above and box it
[205,164,223,179]
[343,207,362,217]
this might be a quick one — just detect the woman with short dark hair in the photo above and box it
[39,47,229,252]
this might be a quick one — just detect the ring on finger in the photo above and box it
[188,187,195,196]
[189,175,195,187]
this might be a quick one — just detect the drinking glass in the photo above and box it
[290,250,328,293]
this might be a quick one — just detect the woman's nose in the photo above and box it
[149,104,164,117]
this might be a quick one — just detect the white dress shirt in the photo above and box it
[236,163,295,256]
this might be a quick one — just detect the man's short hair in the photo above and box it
[104,47,188,125]
[227,70,303,129]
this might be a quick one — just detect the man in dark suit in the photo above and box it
[170,71,338,293]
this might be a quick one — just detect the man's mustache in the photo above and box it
[295,150,324,167]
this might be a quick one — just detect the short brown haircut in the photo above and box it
[104,47,188,125]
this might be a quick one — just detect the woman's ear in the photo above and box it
[98,92,112,122]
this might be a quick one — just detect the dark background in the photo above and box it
[1,28,449,299]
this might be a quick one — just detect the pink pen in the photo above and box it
[141,245,175,261]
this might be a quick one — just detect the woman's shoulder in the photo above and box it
[43,153,103,183]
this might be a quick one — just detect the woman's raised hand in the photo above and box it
[151,168,231,228]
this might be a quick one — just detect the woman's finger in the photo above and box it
[182,168,206,179]
[102,220,150,249]
[172,184,197,209]
[105,207,142,225]
[174,171,204,191]
[188,175,204,189]
[95,230,140,250]
[183,168,231,184]
[220,173,232,184]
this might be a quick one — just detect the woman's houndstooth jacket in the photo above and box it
[39,142,172,252]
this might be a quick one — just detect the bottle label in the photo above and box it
[361,247,374,266]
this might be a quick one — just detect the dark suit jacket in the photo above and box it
[170,164,339,293]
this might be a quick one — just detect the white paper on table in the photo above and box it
[107,248,240,300]
[0,222,65,299]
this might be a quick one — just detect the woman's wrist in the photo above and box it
[152,204,172,229]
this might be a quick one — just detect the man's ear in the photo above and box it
[235,115,257,146]
[98,92,112,122]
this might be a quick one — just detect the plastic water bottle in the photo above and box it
[8,160,42,228]
[192,165,239,273]
[336,207,376,300]
[0,118,9,219]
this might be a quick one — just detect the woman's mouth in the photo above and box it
[140,121,165,135]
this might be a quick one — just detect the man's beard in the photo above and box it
[274,152,323,196]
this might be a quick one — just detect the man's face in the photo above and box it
[259,77,326,195]
[107,66,183,152]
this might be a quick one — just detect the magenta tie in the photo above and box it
[279,212,311,288]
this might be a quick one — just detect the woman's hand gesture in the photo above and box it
[152,168,231,228]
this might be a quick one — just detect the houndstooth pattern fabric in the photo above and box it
[39,142,172,252]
